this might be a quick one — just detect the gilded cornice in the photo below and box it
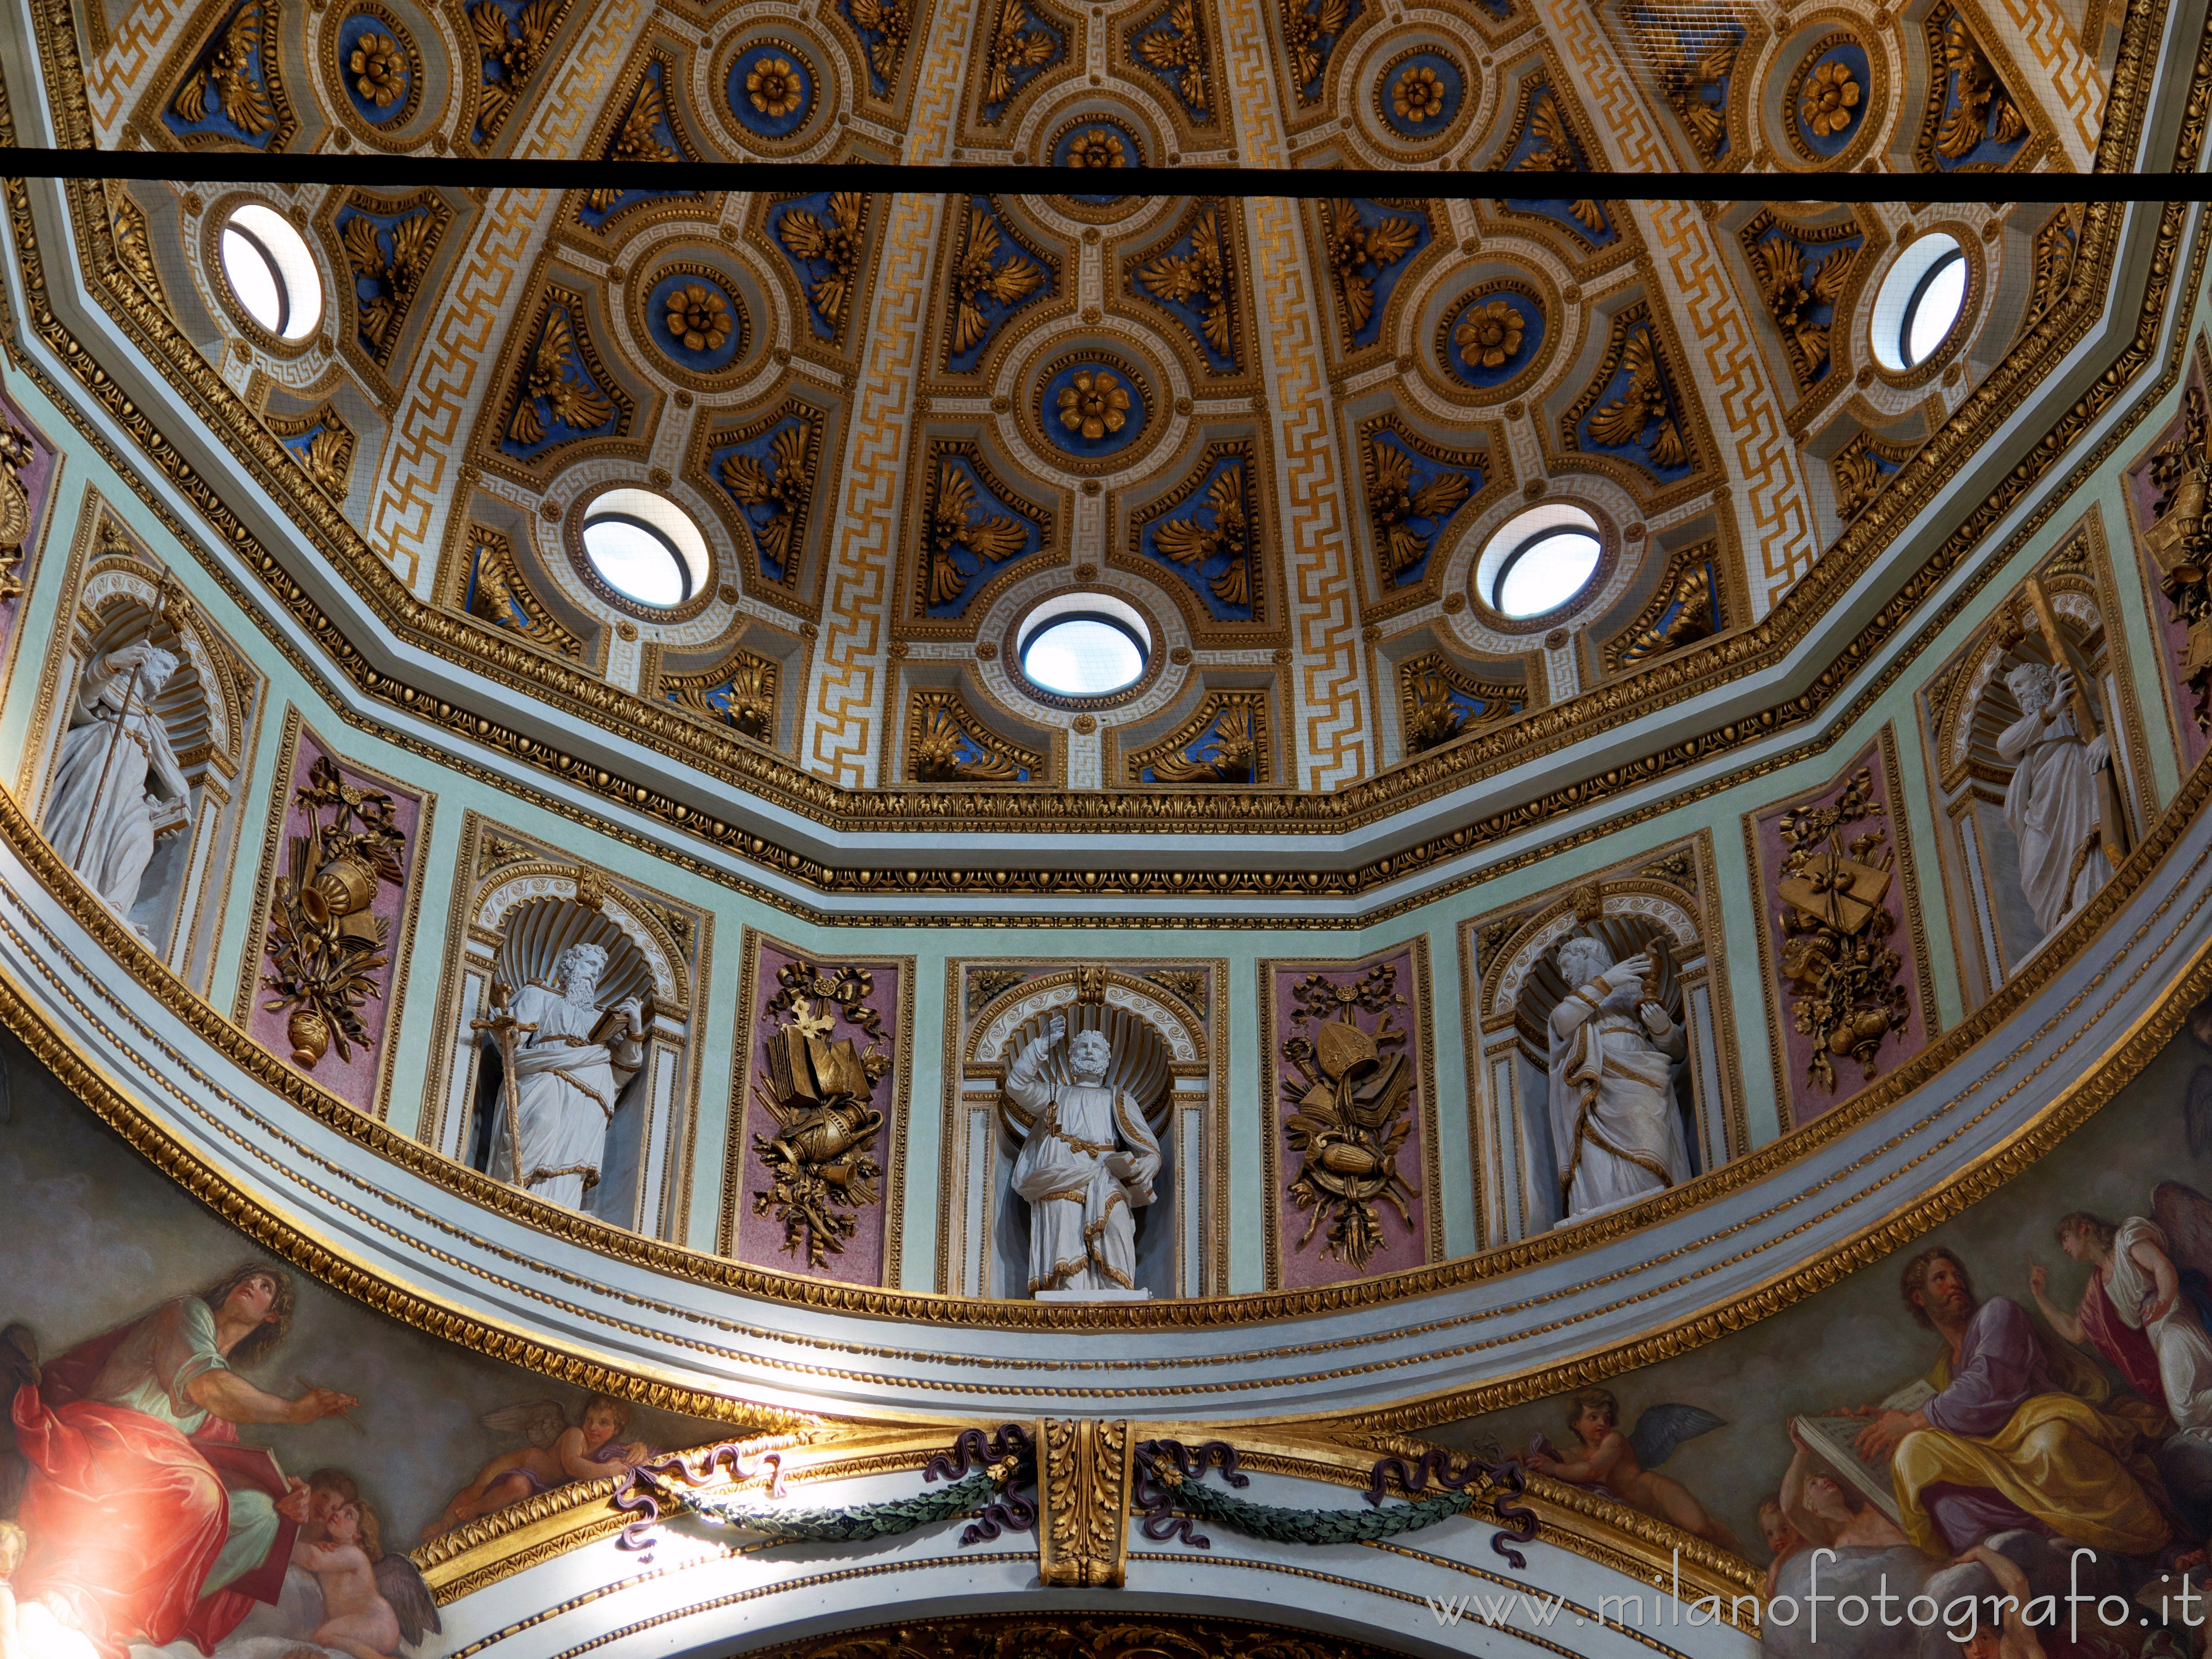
[0,0,2197,907]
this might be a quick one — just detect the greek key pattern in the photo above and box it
[365,190,554,593]
[513,0,648,158]
[86,0,193,135]
[1986,0,2103,164]
[1642,200,1815,612]
[907,0,982,161]
[1251,198,1368,789]
[1530,0,1668,169]
[802,193,939,786]
[1218,0,1289,167]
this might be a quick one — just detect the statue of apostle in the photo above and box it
[1997,661,2113,937]
[487,941,643,1210]
[42,639,190,923]
[1007,1014,1162,1297]
[1548,934,1692,1221]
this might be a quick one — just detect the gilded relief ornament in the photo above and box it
[1057,369,1131,438]
[750,960,892,1269]
[949,204,1046,359]
[2025,204,2080,328]
[1397,655,1523,753]
[348,31,405,106]
[265,407,357,497]
[171,2,276,137]
[107,187,167,314]
[468,0,562,141]
[1643,20,1736,162]
[1278,963,1420,1267]
[845,0,915,90]
[1134,203,1233,361]
[1392,63,1446,123]
[1130,693,1266,784]
[1746,233,1852,385]
[1831,431,1918,521]
[338,202,444,363]
[1321,198,1420,341]
[776,193,867,331]
[1774,768,1909,1093]
[1508,92,1603,233]
[1280,0,1351,100]
[2144,381,2212,729]
[1603,544,1721,671]
[1575,311,1690,473]
[0,423,36,603]
[926,459,1029,607]
[606,67,679,166]
[1799,59,1859,136]
[982,0,1058,116]
[1454,298,1524,369]
[1063,127,1128,166]
[259,756,408,1070]
[1404,666,1470,752]
[1151,460,1253,608]
[1038,1418,1133,1586]
[1135,0,1209,117]
[720,418,816,577]
[1932,5,2024,162]
[666,653,777,739]
[1365,440,1470,581]
[909,692,1036,782]
[505,299,616,448]
[465,526,583,657]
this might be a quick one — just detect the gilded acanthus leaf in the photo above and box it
[950,206,1045,357]
[1134,205,1232,359]
[1322,198,1419,340]
[983,0,1058,110]
[1366,443,1469,579]
[927,462,1028,608]
[1136,0,1208,116]
[847,0,915,85]
[607,69,677,166]
[1935,8,2023,160]
[1152,462,1251,606]
[912,701,1024,782]
[508,305,613,446]
[721,419,816,577]
[1281,0,1349,95]
[1511,92,1603,230]
[172,2,274,135]
[777,193,868,330]
[1586,326,1686,469]
[1149,700,1259,784]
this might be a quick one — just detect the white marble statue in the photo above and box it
[1007,1014,1162,1297]
[487,941,643,1210]
[1997,661,2113,937]
[41,640,189,923]
[1547,935,1691,1221]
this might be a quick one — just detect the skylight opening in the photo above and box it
[221,203,322,341]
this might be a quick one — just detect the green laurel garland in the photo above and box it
[1158,1473,1475,1544]
[682,1466,998,1543]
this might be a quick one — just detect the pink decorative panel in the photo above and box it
[1260,938,1441,1289]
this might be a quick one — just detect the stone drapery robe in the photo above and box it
[488,982,642,1210]
[1546,968,1691,1218]
[1997,700,2111,935]
[42,654,189,915]
[1006,1042,1162,1295]
[1891,1294,2172,1556]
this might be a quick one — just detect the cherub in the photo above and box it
[420,1393,647,1541]
[0,1520,25,1659]
[1526,1387,1743,1553]
[1779,1420,1908,1550]
[290,1497,439,1659]
[1758,1496,1805,1596]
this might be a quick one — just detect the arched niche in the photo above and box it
[28,536,264,993]
[429,844,700,1239]
[1917,550,2151,1007]
[952,968,1213,1300]
[1471,874,1734,1242]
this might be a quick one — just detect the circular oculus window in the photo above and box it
[1871,233,1968,372]
[220,204,323,341]
[1477,505,1605,620]
[1016,592,1151,698]
[580,490,710,609]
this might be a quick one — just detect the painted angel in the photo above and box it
[420,1393,648,1541]
[289,1495,440,1659]
[1525,1386,1742,1552]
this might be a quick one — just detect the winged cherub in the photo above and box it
[291,1494,441,1659]
[420,1394,648,1541]
[1527,1387,1743,1552]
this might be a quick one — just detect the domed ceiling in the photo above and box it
[7,0,2161,901]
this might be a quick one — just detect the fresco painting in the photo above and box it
[1435,1013,2212,1657]
[0,1033,720,1659]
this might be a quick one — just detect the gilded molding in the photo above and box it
[1038,1417,1133,1586]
